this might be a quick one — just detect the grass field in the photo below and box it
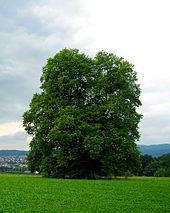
[0,174,169,212]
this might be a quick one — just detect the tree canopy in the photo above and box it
[23,48,142,178]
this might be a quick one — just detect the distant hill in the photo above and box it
[0,144,170,157]
[0,150,29,157]
[138,144,170,157]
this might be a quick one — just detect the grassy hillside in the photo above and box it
[0,174,169,212]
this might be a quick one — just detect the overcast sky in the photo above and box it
[0,0,170,150]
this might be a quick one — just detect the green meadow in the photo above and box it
[0,174,169,212]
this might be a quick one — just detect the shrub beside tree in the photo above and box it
[138,153,170,177]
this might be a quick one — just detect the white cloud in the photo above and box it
[0,143,28,150]
[0,121,25,137]
[149,103,170,115]
[26,136,33,143]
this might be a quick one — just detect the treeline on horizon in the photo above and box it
[136,153,170,177]
[0,167,27,174]
[0,152,169,177]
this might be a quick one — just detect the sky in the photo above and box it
[0,0,170,150]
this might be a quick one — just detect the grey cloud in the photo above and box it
[0,0,90,134]
[0,132,29,150]
[0,0,86,37]
[139,114,170,145]
[142,80,170,94]
[0,75,38,122]
[136,78,170,145]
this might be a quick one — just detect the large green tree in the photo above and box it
[23,48,142,178]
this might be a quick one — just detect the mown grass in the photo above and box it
[0,174,169,212]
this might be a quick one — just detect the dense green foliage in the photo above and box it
[139,153,170,177]
[23,48,142,178]
[0,174,169,212]
[0,167,27,173]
